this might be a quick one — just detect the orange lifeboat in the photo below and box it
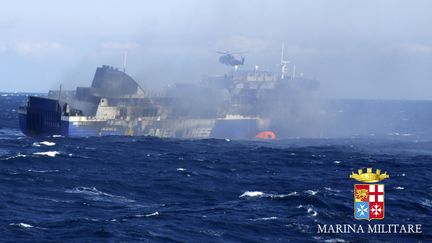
[255,131,276,140]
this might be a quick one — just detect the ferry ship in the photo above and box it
[18,50,318,139]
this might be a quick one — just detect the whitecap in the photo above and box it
[324,187,341,193]
[269,192,299,198]
[65,186,135,203]
[2,153,27,160]
[297,204,318,217]
[33,151,59,157]
[28,169,60,173]
[324,239,348,243]
[305,190,319,196]
[65,187,113,197]
[333,160,341,164]
[240,191,264,197]
[84,217,100,222]
[420,199,432,208]
[307,208,318,217]
[33,141,56,147]
[394,186,404,190]
[240,191,298,198]
[176,168,186,171]
[40,141,56,146]
[146,212,159,217]
[225,138,231,142]
[251,216,278,221]
[135,211,159,218]
[10,223,33,228]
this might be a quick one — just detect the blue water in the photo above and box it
[0,94,431,242]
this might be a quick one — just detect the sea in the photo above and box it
[0,93,431,242]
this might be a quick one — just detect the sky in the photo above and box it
[0,0,431,99]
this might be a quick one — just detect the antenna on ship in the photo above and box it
[123,51,128,73]
[58,84,62,101]
[292,64,296,80]
[280,42,289,79]
[280,42,284,63]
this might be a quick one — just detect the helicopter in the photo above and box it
[216,51,248,66]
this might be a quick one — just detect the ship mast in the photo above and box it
[58,84,62,101]
[292,64,296,80]
[123,51,128,73]
[280,42,289,79]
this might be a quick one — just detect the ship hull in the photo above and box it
[19,97,260,139]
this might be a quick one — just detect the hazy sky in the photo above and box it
[0,0,431,99]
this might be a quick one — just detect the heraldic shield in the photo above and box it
[354,184,385,220]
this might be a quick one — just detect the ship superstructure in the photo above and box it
[19,50,319,139]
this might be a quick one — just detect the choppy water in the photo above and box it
[0,93,431,242]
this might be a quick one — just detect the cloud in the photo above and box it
[100,41,140,50]
[0,42,6,53]
[283,45,331,56]
[13,41,66,56]
[213,35,268,52]
[390,43,432,55]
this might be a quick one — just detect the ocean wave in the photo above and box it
[297,204,318,217]
[324,238,348,243]
[240,191,264,197]
[250,216,278,221]
[65,186,135,203]
[135,212,159,218]
[324,187,341,193]
[33,151,59,157]
[10,223,33,228]
[420,199,432,208]
[305,189,319,196]
[36,197,73,203]
[146,212,159,217]
[28,169,60,173]
[239,191,298,198]
[32,141,56,147]
[1,153,26,160]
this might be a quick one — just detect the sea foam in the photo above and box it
[33,151,59,157]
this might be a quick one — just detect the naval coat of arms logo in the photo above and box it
[350,168,389,221]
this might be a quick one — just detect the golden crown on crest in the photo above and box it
[350,168,389,183]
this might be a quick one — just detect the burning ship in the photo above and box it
[18,49,319,139]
